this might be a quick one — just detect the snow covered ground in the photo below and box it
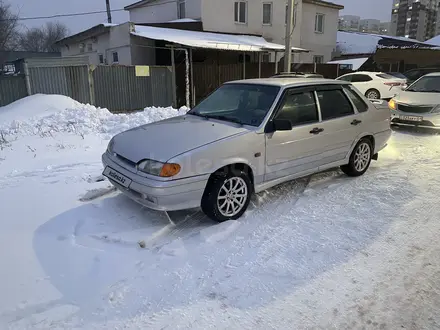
[1,95,440,329]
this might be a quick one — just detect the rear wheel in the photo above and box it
[341,138,373,177]
[365,89,381,99]
[201,170,252,222]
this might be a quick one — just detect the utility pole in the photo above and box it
[106,0,112,23]
[284,0,294,73]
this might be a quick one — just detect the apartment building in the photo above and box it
[390,0,438,41]
[125,0,344,63]
[338,15,361,31]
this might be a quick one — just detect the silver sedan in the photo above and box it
[102,78,391,222]
[389,72,440,128]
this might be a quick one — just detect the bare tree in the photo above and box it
[0,0,19,51]
[19,22,68,52]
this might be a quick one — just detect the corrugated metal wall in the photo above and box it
[93,66,173,112]
[0,75,28,107]
[28,66,91,104]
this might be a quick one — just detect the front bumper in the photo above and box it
[390,110,440,128]
[102,153,209,211]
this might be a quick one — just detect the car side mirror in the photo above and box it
[273,119,292,131]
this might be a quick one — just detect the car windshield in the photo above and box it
[188,84,280,127]
[406,76,440,93]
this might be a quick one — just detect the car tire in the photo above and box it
[201,169,252,222]
[365,89,381,99]
[341,138,373,177]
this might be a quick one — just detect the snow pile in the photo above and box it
[0,95,187,139]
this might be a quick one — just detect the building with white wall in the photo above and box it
[125,0,344,63]
[338,15,361,31]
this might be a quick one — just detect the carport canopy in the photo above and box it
[132,25,309,53]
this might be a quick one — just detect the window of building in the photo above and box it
[234,1,247,24]
[112,52,119,63]
[98,54,104,64]
[315,13,325,33]
[178,0,186,19]
[262,53,271,63]
[263,3,272,25]
[79,43,85,53]
[343,86,369,113]
[316,90,354,120]
[313,55,324,64]
[87,43,93,52]
[276,91,319,127]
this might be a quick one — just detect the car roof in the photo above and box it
[225,78,349,88]
[423,72,440,77]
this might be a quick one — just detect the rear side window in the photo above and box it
[351,74,372,82]
[343,86,368,113]
[316,89,354,120]
[276,91,318,126]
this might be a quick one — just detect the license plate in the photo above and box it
[103,166,132,188]
[399,115,422,122]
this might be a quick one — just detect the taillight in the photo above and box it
[384,82,402,86]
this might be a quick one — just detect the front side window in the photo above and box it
[275,91,318,126]
[178,0,186,19]
[343,85,369,112]
[406,76,440,92]
[315,13,325,33]
[337,74,353,82]
[188,84,280,127]
[234,1,247,23]
[317,89,354,120]
[263,2,272,25]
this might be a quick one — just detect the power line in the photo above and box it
[0,8,125,22]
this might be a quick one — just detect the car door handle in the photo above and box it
[351,119,362,125]
[310,127,324,134]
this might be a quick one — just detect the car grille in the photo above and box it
[397,104,433,113]
[115,153,136,167]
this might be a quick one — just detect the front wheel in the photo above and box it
[201,170,252,222]
[341,138,373,177]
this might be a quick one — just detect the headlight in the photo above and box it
[388,99,397,110]
[107,138,115,153]
[137,159,181,177]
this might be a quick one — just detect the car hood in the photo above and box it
[394,91,440,105]
[112,115,248,163]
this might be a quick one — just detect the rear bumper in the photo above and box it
[102,153,208,211]
[374,129,392,153]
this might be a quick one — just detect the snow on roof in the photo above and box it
[132,25,308,52]
[337,31,434,56]
[327,57,369,70]
[168,18,200,23]
[425,35,440,46]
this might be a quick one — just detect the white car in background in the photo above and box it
[389,72,440,128]
[336,71,406,100]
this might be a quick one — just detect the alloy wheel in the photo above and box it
[354,142,371,172]
[217,177,248,217]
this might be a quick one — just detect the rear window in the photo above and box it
[343,85,368,113]
[376,73,395,79]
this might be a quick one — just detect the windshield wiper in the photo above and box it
[205,114,244,125]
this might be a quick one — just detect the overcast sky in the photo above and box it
[11,0,393,35]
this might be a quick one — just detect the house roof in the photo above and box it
[336,31,437,56]
[425,35,440,46]
[132,25,308,52]
[125,0,344,11]
[303,0,344,10]
[55,23,116,45]
[124,0,156,10]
